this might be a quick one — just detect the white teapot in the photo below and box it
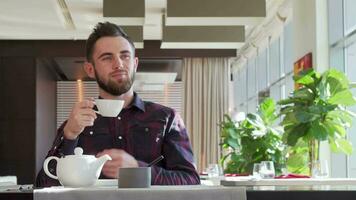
[43,147,112,187]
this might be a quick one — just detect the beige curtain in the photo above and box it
[182,57,230,172]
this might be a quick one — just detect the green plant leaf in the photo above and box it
[324,120,346,137]
[327,110,354,127]
[308,121,329,141]
[227,127,238,139]
[308,104,336,115]
[294,68,315,85]
[294,110,319,123]
[319,69,349,100]
[258,98,276,124]
[281,112,299,126]
[278,98,306,105]
[293,87,315,101]
[326,69,350,93]
[279,106,295,115]
[227,138,239,149]
[246,113,265,130]
[328,89,356,105]
[230,152,241,162]
[332,138,353,155]
[319,81,330,101]
[286,124,309,146]
[329,138,339,153]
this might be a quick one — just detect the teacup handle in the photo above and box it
[43,156,59,180]
[92,101,100,115]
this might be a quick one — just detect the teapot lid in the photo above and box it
[74,147,84,156]
[65,147,94,159]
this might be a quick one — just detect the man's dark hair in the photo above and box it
[85,22,135,62]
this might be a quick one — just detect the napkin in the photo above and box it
[224,173,249,177]
[274,174,310,179]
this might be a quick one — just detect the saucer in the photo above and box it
[94,179,118,187]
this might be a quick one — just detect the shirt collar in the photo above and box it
[130,92,145,112]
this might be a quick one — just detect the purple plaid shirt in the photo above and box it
[36,93,200,187]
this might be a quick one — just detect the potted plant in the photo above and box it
[220,98,285,174]
[278,68,356,175]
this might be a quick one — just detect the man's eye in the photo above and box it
[121,55,130,60]
[102,56,112,60]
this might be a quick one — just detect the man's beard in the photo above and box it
[94,68,135,96]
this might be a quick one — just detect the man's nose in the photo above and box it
[113,55,124,69]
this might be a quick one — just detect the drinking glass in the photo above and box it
[207,164,220,178]
[260,161,275,179]
[312,160,329,178]
[252,163,262,178]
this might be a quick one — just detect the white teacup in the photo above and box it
[95,99,124,117]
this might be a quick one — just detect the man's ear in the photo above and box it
[133,57,139,72]
[84,62,95,79]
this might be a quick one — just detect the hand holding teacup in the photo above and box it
[63,98,124,140]
[63,99,97,140]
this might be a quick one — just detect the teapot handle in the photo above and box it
[43,156,59,180]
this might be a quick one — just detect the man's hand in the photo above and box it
[96,149,139,178]
[63,99,97,140]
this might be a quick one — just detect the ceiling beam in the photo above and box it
[103,0,145,17]
[103,0,145,25]
[121,26,144,48]
[162,26,244,49]
[166,0,266,26]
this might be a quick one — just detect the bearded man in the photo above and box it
[36,22,200,187]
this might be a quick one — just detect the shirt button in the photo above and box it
[145,128,149,132]
[60,136,63,140]
[89,131,93,135]
[118,136,123,140]
[53,146,57,150]
[117,116,121,120]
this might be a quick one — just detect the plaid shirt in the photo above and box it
[36,93,200,187]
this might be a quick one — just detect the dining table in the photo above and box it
[33,185,246,200]
[2,183,356,200]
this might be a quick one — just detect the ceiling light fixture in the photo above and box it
[52,0,76,30]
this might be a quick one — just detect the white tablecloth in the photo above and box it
[34,185,246,200]
[221,177,356,186]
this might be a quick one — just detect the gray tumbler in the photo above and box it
[118,167,151,188]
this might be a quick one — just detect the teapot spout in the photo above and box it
[92,154,112,177]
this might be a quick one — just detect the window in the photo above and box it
[232,22,293,115]
[328,0,356,178]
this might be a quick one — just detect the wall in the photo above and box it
[292,0,316,66]
[0,57,36,184]
[35,58,56,175]
[292,0,329,71]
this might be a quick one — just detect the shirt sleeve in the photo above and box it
[35,121,79,187]
[138,110,200,185]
